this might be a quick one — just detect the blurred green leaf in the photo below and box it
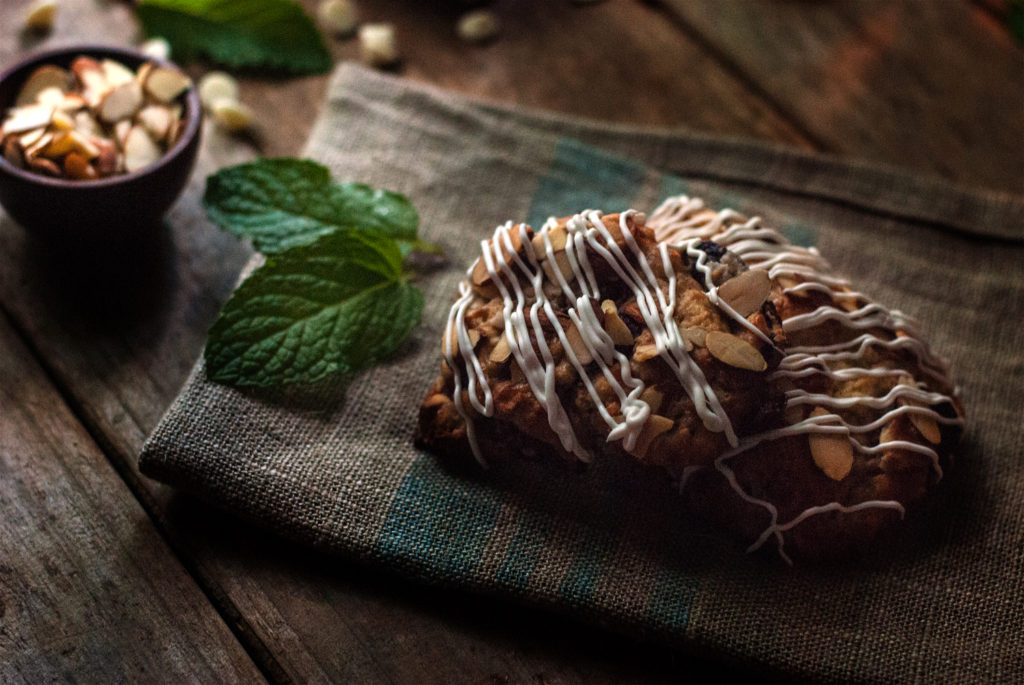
[137,0,331,74]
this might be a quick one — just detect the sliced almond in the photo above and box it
[717,268,771,318]
[442,322,480,357]
[93,139,118,177]
[50,110,74,131]
[136,104,173,141]
[210,99,253,132]
[24,0,57,31]
[679,326,707,349]
[71,56,102,81]
[198,71,239,109]
[600,300,633,346]
[358,23,400,67]
[531,223,568,256]
[808,407,853,481]
[909,410,941,444]
[894,376,942,444]
[57,92,88,113]
[15,65,70,107]
[457,9,501,43]
[640,386,664,414]
[775,274,799,290]
[23,131,53,159]
[42,130,99,160]
[633,414,674,459]
[122,126,162,173]
[69,130,100,159]
[63,152,98,180]
[19,126,47,149]
[564,323,593,365]
[705,330,767,372]
[143,66,192,103]
[318,0,359,37]
[72,57,110,106]
[73,110,102,137]
[140,37,172,61]
[489,335,512,363]
[101,59,136,88]
[3,137,24,168]
[497,225,526,262]
[113,120,132,149]
[470,257,492,287]
[36,86,68,108]
[878,420,899,445]
[633,343,659,362]
[2,104,54,136]
[27,155,61,176]
[98,81,143,123]
[540,250,574,284]
[836,290,859,313]
[164,106,183,145]
[136,62,155,90]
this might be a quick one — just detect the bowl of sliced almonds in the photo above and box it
[0,44,201,241]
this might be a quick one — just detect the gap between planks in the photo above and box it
[0,301,292,685]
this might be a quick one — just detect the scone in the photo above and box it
[416,196,964,562]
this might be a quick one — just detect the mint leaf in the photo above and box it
[204,158,419,253]
[137,0,331,74]
[205,230,424,388]
[1010,0,1024,46]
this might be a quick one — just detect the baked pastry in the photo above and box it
[417,196,964,562]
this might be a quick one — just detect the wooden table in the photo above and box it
[1,1,1021,682]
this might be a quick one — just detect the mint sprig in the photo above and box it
[203,159,432,390]
[137,0,331,74]
[203,158,421,254]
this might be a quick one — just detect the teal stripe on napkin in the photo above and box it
[375,458,501,579]
[558,534,618,607]
[495,510,550,591]
[646,567,700,630]
[526,138,647,229]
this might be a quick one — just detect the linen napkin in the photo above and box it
[141,63,1024,683]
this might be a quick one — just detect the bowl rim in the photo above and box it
[0,43,202,189]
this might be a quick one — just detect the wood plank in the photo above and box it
[656,0,1024,194]
[0,313,266,683]
[219,0,814,159]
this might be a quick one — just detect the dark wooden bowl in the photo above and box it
[0,44,202,243]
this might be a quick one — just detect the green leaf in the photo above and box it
[1010,0,1024,46]
[205,230,423,388]
[203,158,419,253]
[137,0,331,74]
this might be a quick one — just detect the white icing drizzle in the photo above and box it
[648,195,965,563]
[442,194,963,562]
[443,209,749,468]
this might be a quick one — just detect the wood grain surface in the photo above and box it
[0,313,265,683]
[0,0,1021,682]
[659,0,1024,194]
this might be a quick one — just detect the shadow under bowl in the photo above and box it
[0,44,202,244]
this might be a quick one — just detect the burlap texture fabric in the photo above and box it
[141,63,1024,683]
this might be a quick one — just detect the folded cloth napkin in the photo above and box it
[141,63,1024,683]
